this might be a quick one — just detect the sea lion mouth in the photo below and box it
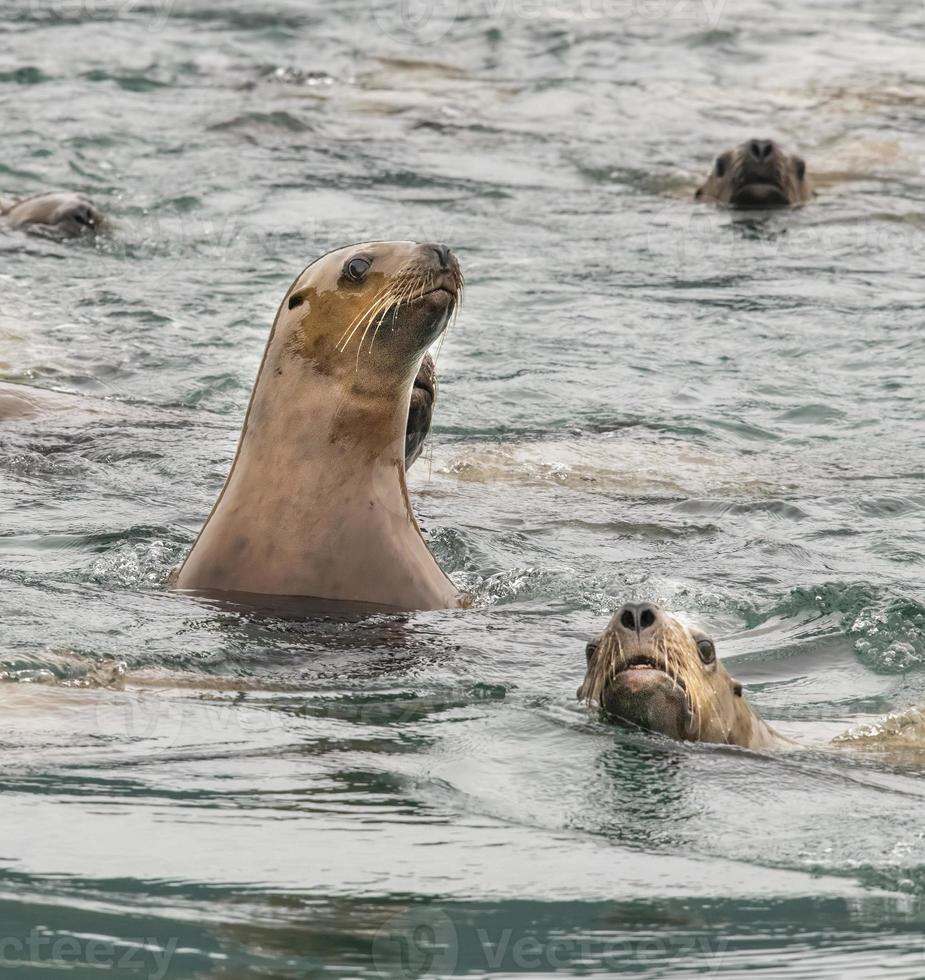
[599,654,694,738]
[729,182,790,209]
[614,655,687,691]
[415,271,460,303]
[601,668,693,739]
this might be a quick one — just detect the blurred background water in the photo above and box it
[1,0,924,976]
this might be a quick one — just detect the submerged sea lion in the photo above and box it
[579,603,782,749]
[1,191,105,235]
[173,240,465,611]
[579,604,925,763]
[695,139,812,209]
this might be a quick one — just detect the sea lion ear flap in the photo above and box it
[732,679,743,698]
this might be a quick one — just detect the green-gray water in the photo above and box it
[1,1,924,976]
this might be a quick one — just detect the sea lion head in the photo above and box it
[695,139,811,209]
[3,192,106,236]
[277,240,462,390]
[578,603,762,746]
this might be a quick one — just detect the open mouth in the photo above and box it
[620,655,661,672]
[614,656,687,693]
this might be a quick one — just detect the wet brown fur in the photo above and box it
[580,608,782,749]
[695,139,812,208]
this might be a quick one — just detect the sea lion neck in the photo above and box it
[250,322,416,465]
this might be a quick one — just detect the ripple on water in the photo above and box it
[1,1,925,975]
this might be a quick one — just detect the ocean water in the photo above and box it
[1,0,924,976]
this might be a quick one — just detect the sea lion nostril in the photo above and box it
[620,609,635,631]
[748,139,773,161]
[427,243,451,271]
[640,607,656,630]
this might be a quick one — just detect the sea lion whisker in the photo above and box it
[358,275,417,358]
[376,278,418,351]
[355,290,402,369]
[336,283,397,352]
[337,295,387,352]
[338,273,415,352]
[431,328,449,380]
[388,279,410,330]
[369,289,404,355]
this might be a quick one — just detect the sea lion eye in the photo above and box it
[794,157,807,180]
[714,156,727,178]
[288,293,304,310]
[697,639,716,665]
[585,641,598,663]
[344,256,371,283]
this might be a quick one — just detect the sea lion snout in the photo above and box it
[614,602,662,636]
[422,242,453,272]
[747,138,776,163]
[414,242,461,297]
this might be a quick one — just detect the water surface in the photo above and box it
[1,0,924,976]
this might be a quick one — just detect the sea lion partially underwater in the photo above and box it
[695,139,812,209]
[579,602,782,749]
[172,240,465,611]
[579,603,925,762]
[1,191,105,235]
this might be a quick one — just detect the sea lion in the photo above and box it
[172,240,465,611]
[579,602,782,750]
[406,352,437,469]
[1,191,105,235]
[695,139,812,209]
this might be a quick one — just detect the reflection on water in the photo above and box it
[1,0,924,975]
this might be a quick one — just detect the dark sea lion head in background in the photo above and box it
[579,603,780,749]
[406,352,437,470]
[174,240,465,611]
[2,192,106,236]
[695,139,812,209]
